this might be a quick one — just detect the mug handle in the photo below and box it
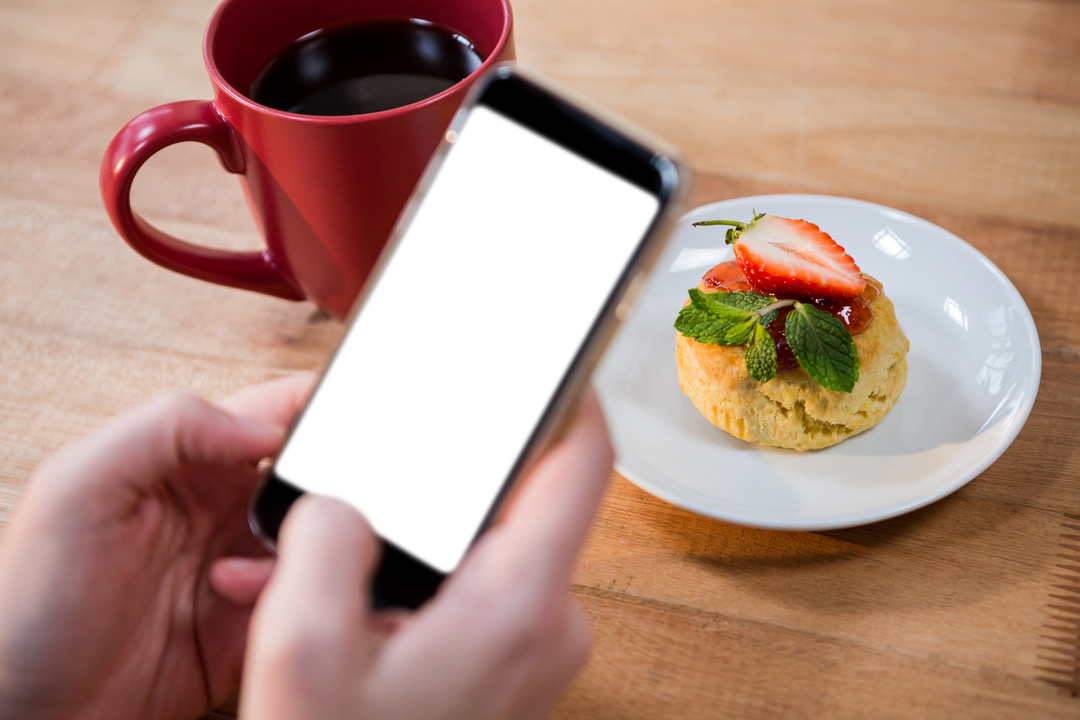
[100,100,303,300]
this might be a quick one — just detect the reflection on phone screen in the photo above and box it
[274,104,660,573]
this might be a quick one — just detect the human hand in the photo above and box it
[240,390,614,720]
[0,374,315,720]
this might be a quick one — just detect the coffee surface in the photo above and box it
[249,18,485,116]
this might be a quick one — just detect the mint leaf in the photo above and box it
[720,317,758,345]
[675,304,740,344]
[690,289,758,321]
[675,289,760,345]
[744,323,777,382]
[703,291,782,327]
[705,290,777,313]
[784,303,860,392]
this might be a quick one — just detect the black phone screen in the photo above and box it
[270,75,666,576]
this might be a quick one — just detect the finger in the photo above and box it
[32,393,284,514]
[485,388,613,587]
[209,556,276,605]
[241,496,381,718]
[256,496,379,624]
[217,372,318,427]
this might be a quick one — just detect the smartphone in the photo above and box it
[251,64,687,608]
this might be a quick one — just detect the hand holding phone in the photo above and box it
[0,375,312,720]
[241,390,612,720]
[252,64,688,607]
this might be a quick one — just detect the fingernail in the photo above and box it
[218,556,274,573]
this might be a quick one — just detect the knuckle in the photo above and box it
[154,390,206,417]
[152,391,217,463]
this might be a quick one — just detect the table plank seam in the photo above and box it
[1037,515,1080,696]
[0,320,316,375]
[571,581,1032,679]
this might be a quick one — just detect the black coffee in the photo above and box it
[249,18,485,116]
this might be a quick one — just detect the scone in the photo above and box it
[677,279,909,450]
[676,212,909,450]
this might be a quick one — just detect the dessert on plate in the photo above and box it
[675,212,909,450]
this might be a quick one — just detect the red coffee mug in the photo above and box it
[101,0,514,320]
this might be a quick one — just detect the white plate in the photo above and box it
[594,195,1041,530]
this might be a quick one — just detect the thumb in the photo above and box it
[40,392,282,478]
[28,391,284,519]
[240,496,381,720]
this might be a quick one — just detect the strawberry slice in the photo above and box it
[694,211,865,300]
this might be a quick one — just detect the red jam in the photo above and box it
[700,261,879,373]
[702,261,756,292]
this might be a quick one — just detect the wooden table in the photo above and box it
[1,0,1078,716]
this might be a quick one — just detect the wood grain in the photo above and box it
[0,0,1077,717]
